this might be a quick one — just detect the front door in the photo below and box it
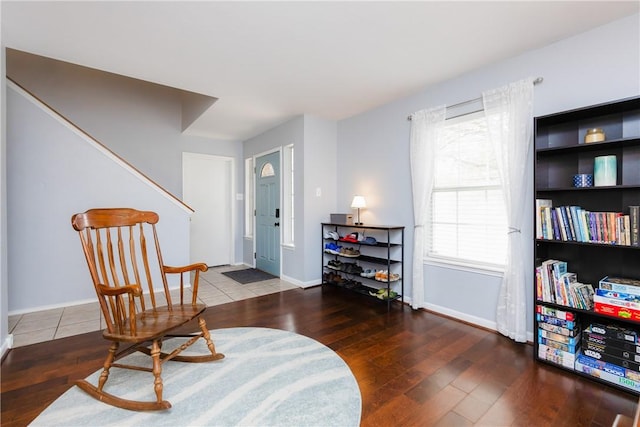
[255,151,280,276]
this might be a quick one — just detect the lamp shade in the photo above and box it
[350,196,366,209]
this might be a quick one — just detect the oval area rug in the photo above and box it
[30,327,362,427]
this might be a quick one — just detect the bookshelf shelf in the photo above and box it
[537,185,640,192]
[534,96,640,396]
[536,238,640,250]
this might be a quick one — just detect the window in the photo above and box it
[283,145,295,246]
[260,162,275,177]
[244,157,254,238]
[427,111,507,270]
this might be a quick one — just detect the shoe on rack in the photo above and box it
[324,242,342,255]
[368,288,398,300]
[342,262,354,274]
[362,236,377,245]
[327,259,343,269]
[340,247,360,257]
[341,233,358,243]
[324,230,340,240]
[343,263,363,275]
[360,268,375,278]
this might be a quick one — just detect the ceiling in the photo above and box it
[2,1,639,141]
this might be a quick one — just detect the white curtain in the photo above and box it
[409,106,446,309]
[483,78,534,342]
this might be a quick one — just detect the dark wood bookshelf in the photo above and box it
[534,96,640,396]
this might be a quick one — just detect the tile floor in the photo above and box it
[8,265,299,348]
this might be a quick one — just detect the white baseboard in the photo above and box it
[424,302,498,332]
[235,262,252,268]
[280,274,315,289]
[8,297,99,316]
[2,334,13,357]
[7,284,192,317]
[422,302,535,343]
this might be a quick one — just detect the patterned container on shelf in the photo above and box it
[573,173,594,187]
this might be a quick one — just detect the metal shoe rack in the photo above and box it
[321,222,404,308]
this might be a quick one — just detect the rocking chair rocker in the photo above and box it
[71,208,224,411]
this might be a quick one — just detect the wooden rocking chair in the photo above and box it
[71,208,224,411]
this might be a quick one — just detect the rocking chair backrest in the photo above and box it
[71,208,173,336]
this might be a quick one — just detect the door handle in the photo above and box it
[274,222,280,227]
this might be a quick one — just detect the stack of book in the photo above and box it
[536,200,639,246]
[594,276,640,321]
[536,305,580,368]
[536,259,594,309]
[576,323,640,393]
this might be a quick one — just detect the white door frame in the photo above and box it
[182,152,235,266]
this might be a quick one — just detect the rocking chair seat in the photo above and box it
[103,303,207,342]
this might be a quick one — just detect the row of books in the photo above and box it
[536,259,594,309]
[578,323,640,393]
[535,200,639,246]
[537,305,640,393]
[594,276,640,321]
[537,305,580,369]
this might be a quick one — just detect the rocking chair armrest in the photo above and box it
[97,284,143,297]
[163,263,208,274]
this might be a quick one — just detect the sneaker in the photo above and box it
[327,260,343,269]
[324,230,340,240]
[375,270,387,281]
[360,268,375,278]
[339,247,360,257]
[324,242,342,254]
[343,263,363,275]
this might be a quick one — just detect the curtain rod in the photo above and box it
[407,77,543,121]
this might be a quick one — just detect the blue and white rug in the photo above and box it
[30,327,362,426]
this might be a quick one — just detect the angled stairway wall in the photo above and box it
[6,81,193,313]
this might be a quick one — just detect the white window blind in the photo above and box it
[427,112,507,269]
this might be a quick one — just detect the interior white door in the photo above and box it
[182,153,233,266]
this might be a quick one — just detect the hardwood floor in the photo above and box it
[2,286,638,426]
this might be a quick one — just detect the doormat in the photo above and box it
[222,268,277,284]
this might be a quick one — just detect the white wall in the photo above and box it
[6,50,246,275]
[6,50,241,196]
[7,84,192,313]
[302,116,337,283]
[243,116,304,274]
[243,115,337,285]
[337,14,640,335]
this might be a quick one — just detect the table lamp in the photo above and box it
[350,196,366,225]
